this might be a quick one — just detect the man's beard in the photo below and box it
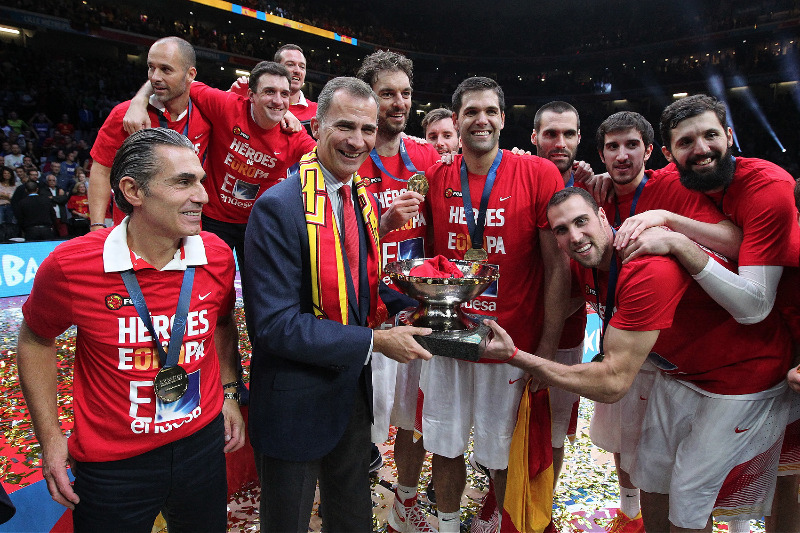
[548,152,575,174]
[677,147,735,192]
[378,113,407,137]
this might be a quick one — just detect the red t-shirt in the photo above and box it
[596,168,727,228]
[580,248,791,394]
[67,194,89,217]
[572,166,723,352]
[56,122,75,137]
[189,82,317,224]
[703,157,800,267]
[426,151,563,355]
[23,229,235,462]
[650,159,800,266]
[290,98,317,124]
[91,99,212,225]
[358,139,440,286]
[578,254,687,335]
[559,259,588,349]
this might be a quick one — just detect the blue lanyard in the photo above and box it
[565,171,575,188]
[592,230,618,356]
[459,150,503,251]
[157,100,192,138]
[120,266,195,369]
[614,175,648,227]
[368,138,419,182]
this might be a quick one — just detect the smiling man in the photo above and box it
[243,77,431,532]
[614,93,800,533]
[184,60,316,265]
[482,185,792,533]
[618,95,799,312]
[423,76,570,532]
[422,107,460,155]
[588,110,745,531]
[354,50,441,533]
[275,44,317,128]
[18,128,244,531]
[89,37,211,230]
[124,60,316,271]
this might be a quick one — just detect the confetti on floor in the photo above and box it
[0,284,766,532]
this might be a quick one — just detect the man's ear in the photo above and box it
[118,176,144,209]
[310,117,320,140]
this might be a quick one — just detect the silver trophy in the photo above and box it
[385,258,499,361]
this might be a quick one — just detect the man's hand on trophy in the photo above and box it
[374,326,433,363]
[481,319,515,361]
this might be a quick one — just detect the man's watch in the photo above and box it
[223,391,240,401]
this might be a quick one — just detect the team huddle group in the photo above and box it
[13,34,800,533]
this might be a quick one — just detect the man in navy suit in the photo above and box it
[243,76,432,532]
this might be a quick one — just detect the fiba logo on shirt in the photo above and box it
[361,176,381,187]
[105,293,133,311]
[232,126,250,140]
[444,188,463,198]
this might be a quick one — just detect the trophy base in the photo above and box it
[396,309,497,362]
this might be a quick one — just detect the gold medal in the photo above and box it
[153,366,189,403]
[407,173,429,197]
[463,247,488,262]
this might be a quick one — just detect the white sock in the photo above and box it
[438,510,461,533]
[396,484,416,502]
[728,519,750,533]
[619,486,640,518]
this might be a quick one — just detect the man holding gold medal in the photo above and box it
[17,128,245,531]
[355,50,441,532]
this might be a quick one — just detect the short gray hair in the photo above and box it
[152,36,196,69]
[316,77,378,126]
[111,128,195,215]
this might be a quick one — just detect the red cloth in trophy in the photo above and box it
[409,255,464,278]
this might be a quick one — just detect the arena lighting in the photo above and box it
[0,26,20,35]
[730,74,786,153]
[235,69,250,76]
[705,71,741,152]
[777,47,800,112]
[672,92,688,98]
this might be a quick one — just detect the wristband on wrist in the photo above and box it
[222,381,238,390]
[507,346,519,362]
[90,223,106,227]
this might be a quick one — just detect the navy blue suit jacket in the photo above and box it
[243,174,412,461]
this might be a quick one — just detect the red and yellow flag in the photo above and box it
[501,384,556,533]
